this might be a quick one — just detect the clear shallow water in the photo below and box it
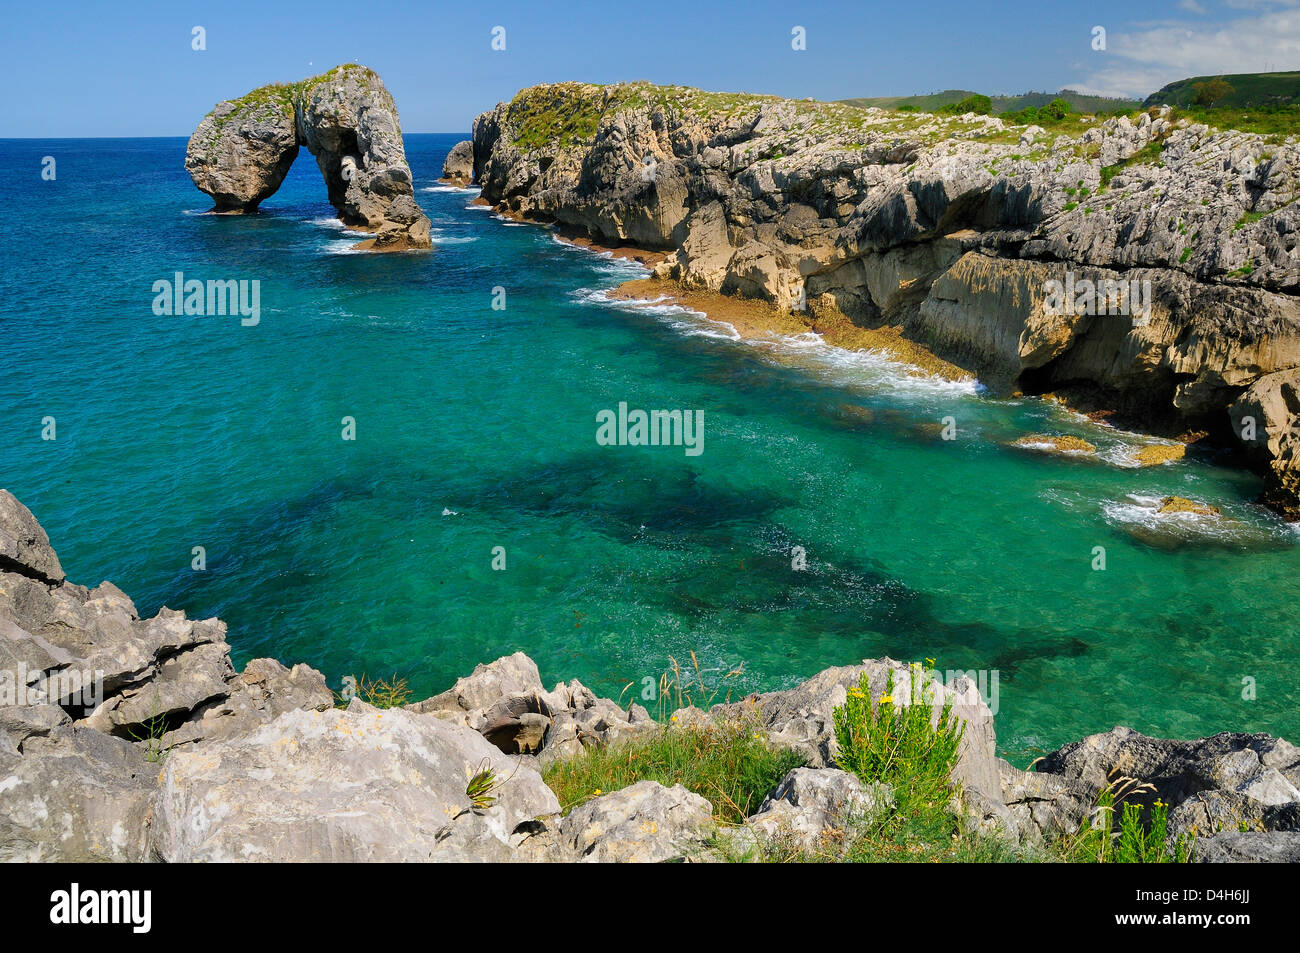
[2,135,1297,764]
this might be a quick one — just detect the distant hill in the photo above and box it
[840,89,1141,115]
[1143,71,1300,109]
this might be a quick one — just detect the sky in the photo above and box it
[2,0,1298,137]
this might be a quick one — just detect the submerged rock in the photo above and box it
[1133,443,1186,466]
[1010,434,1098,455]
[1157,495,1221,516]
[186,64,431,249]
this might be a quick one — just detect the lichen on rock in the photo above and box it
[185,64,431,250]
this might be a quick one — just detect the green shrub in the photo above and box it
[938,94,993,116]
[832,661,964,809]
[1069,780,1194,862]
[1041,97,1074,121]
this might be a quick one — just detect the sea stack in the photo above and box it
[185,63,432,250]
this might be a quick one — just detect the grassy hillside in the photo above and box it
[841,88,1139,115]
[1144,71,1300,109]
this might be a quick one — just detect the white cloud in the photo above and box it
[1069,7,1300,98]
[1179,0,1207,14]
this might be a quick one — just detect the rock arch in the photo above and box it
[185,64,431,250]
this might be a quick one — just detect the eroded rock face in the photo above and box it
[186,64,431,249]
[407,651,656,762]
[466,83,1300,516]
[1032,725,1300,857]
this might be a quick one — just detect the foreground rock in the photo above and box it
[460,82,1300,517]
[186,64,431,249]
[561,781,713,862]
[745,767,892,851]
[151,705,564,862]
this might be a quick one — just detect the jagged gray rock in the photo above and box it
[186,64,432,249]
[407,651,655,761]
[561,780,713,862]
[998,757,1093,845]
[1034,725,1300,856]
[0,725,154,862]
[746,767,892,850]
[0,490,64,584]
[1195,830,1300,862]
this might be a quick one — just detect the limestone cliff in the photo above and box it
[186,64,431,250]
[457,82,1300,517]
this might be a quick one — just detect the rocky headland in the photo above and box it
[2,490,1297,862]
[186,64,431,250]
[445,82,1300,518]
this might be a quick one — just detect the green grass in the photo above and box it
[542,714,804,824]
[206,63,386,142]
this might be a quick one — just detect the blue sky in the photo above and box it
[2,0,1295,136]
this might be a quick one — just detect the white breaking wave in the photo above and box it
[570,286,981,399]
[421,183,480,194]
[322,239,367,256]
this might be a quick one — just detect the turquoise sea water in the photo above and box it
[2,134,1298,764]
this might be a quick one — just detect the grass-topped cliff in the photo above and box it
[204,63,388,135]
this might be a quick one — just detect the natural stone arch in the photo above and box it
[185,64,431,250]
